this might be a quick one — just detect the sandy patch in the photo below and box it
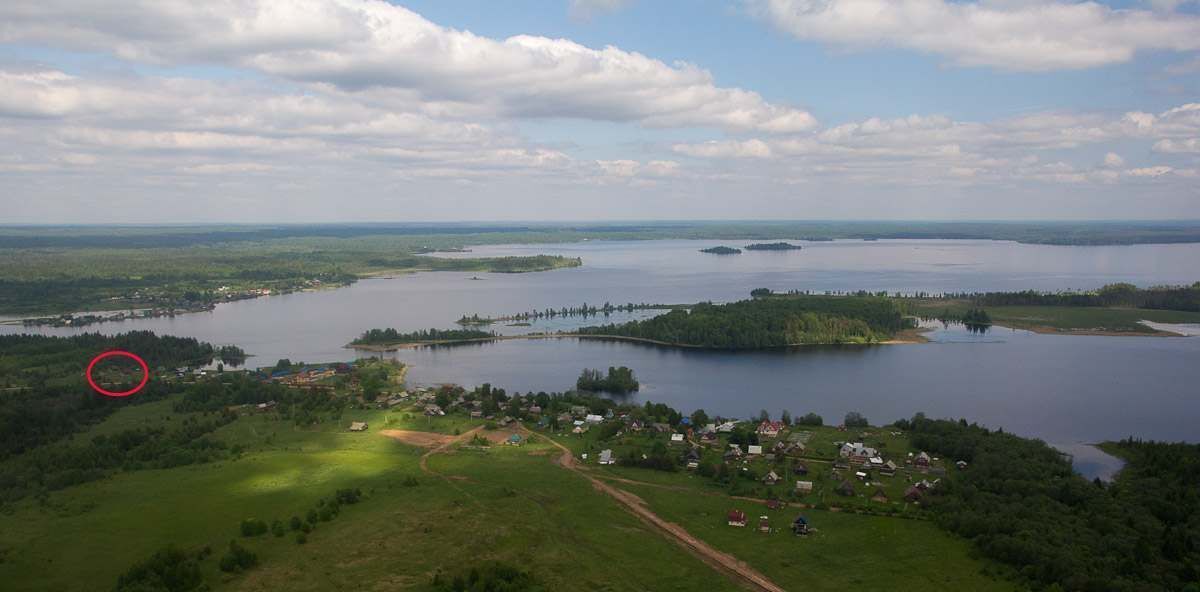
[479,429,523,444]
[380,430,457,447]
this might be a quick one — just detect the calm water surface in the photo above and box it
[4,239,1198,450]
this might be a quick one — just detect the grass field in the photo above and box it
[0,399,1016,591]
[908,299,1200,334]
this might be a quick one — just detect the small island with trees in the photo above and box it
[350,327,496,349]
[699,246,742,255]
[576,366,640,393]
[744,242,803,251]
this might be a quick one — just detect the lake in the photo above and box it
[4,238,1199,453]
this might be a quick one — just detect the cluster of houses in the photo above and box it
[726,509,810,536]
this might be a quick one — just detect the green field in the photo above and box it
[907,299,1200,334]
[0,398,1016,591]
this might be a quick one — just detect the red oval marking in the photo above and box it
[86,350,149,398]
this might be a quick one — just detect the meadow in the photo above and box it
[0,397,1015,591]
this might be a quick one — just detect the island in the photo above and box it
[350,327,496,349]
[744,242,803,251]
[699,246,742,255]
[577,295,917,347]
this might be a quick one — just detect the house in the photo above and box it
[793,462,809,476]
[670,433,685,443]
[904,486,924,503]
[504,434,521,446]
[881,460,898,476]
[724,445,744,461]
[598,449,615,465]
[727,510,747,527]
[756,420,784,438]
[572,425,588,435]
[766,499,784,510]
[585,414,604,424]
[835,480,855,497]
[795,480,814,494]
[762,470,781,486]
[758,516,771,533]
[791,515,810,536]
[915,451,931,467]
[700,431,719,444]
[470,410,483,419]
[570,405,588,417]
[955,460,968,470]
[423,404,444,416]
[628,419,644,432]
[528,405,542,415]
[557,412,573,424]
[651,423,672,433]
[871,487,889,503]
[348,422,368,432]
[685,449,701,470]
[839,442,879,463]
[747,445,763,456]
[715,421,738,433]
[256,400,277,412]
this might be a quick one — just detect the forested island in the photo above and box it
[699,246,742,255]
[577,295,914,348]
[744,242,803,251]
[576,366,640,393]
[351,328,495,347]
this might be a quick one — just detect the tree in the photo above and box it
[844,411,868,428]
[690,408,710,427]
[218,540,258,573]
[780,410,792,426]
[797,412,823,426]
[274,358,292,370]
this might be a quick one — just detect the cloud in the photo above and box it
[1104,152,1125,167]
[1154,138,1200,153]
[673,139,774,159]
[569,0,634,21]
[748,0,1200,71]
[0,0,815,133]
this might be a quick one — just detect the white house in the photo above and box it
[598,449,615,465]
[585,414,604,424]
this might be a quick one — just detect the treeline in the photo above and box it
[744,242,802,251]
[895,414,1200,591]
[577,296,913,348]
[576,366,639,394]
[943,282,1200,312]
[352,327,495,345]
[457,301,672,325]
[174,374,347,426]
[1,413,233,503]
[432,562,543,592]
[0,332,224,461]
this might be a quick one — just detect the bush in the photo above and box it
[239,518,268,537]
[271,520,285,537]
[295,532,307,545]
[114,546,204,592]
[289,516,302,531]
[218,540,258,573]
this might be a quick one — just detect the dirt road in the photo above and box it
[524,427,787,592]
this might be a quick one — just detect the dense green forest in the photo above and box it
[351,328,496,345]
[896,414,1200,591]
[0,332,227,461]
[938,282,1200,312]
[699,246,741,255]
[576,366,640,394]
[744,242,802,251]
[577,296,913,348]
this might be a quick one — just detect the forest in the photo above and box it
[743,242,802,251]
[0,332,226,461]
[577,295,913,348]
[896,414,1200,592]
[938,282,1200,312]
[699,246,742,255]
[351,327,496,345]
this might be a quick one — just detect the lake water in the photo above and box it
[4,239,1199,451]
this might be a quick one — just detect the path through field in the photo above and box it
[521,427,787,592]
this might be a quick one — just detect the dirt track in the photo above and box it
[522,427,787,592]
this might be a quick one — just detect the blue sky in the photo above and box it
[1,0,1198,222]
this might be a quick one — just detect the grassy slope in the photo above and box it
[0,403,738,592]
[908,299,1200,333]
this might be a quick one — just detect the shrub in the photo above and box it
[239,518,268,537]
[218,540,258,573]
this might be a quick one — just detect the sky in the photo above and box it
[1,0,1199,223]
